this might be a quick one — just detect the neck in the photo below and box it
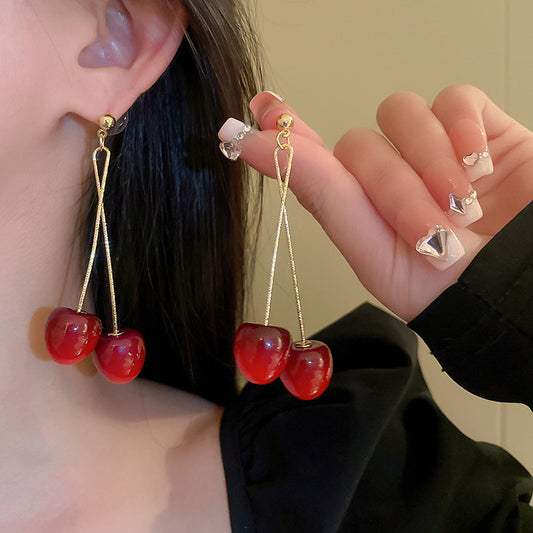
[0,115,88,347]
[0,116,227,531]
[0,115,216,527]
[0,114,103,449]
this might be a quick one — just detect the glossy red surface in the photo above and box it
[233,323,291,384]
[94,329,146,384]
[280,340,333,400]
[45,307,102,365]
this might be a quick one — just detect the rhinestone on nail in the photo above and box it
[219,125,253,161]
[462,152,480,167]
[219,141,242,161]
[416,225,448,258]
[235,125,252,141]
[449,190,477,214]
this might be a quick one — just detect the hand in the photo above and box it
[219,86,533,321]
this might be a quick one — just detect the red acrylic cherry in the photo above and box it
[280,340,333,400]
[233,323,291,384]
[45,307,102,365]
[94,329,146,384]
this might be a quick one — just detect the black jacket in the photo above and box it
[221,202,533,532]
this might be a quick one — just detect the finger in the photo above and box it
[217,115,399,287]
[334,128,478,271]
[432,84,533,227]
[250,91,326,147]
[432,85,496,182]
[218,93,330,218]
[376,91,483,228]
[218,116,368,225]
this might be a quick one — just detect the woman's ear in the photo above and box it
[67,0,187,123]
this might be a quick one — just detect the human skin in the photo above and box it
[226,87,533,321]
[3,0,533,531]
[0,2,232,532]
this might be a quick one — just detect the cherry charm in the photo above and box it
[94,329,146,384]
[280,341,333,401]
[232,115,334,400]
[45,307,102,365]
[44,116,146,385]
[233,323,291,384]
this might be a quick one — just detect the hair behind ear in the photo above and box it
[88,0,263,404]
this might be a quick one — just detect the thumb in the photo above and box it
[217,97,396,296]
[217,95,378,233]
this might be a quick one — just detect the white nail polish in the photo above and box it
[416,226,465,271]
[448,191,483,227]
[264,91,285,102]
[218,118,253,142]
[218,119,253,160]
[462,150,493,181]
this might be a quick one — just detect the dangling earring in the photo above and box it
[45,114,146,384]
[233,114,333,400]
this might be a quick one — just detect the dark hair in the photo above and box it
[88,0,263,405]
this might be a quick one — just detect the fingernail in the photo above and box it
[462,149,493,181]
[448,190,483,226]
[218,118,252,142]
[218,118,253,161]
[416,225,465,270]
[264,91,285,102]
[250,91,286,117]
[219,141,242,161]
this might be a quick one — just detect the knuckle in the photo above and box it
[292,175,326,221]
[334,128,379,159]
[377,91,427,123]
[433,84,483,106]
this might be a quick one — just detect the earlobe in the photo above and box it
[78,0,137,69]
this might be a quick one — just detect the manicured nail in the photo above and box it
[416,225,465,270]
[218,118,253,161]
[462,149,493,181]
[219,141,242,161]
[218,118,252,142]
[250,91,286,117]
[264,91,285,102]
[448,190,483,226]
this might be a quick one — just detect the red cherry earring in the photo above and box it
[45,114,145,384]
[234,114,332,400]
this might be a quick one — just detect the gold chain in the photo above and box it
[77,126,119,335]
[264,118,307,345]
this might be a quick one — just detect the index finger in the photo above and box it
[217,111,398,289]
[218,115,372,226]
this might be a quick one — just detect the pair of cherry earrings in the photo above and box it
[45,114,146,384]
[233,114,333,400]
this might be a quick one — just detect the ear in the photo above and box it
[67,0,187,124]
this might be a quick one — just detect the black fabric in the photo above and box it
[220,202,533,532]
[409,202,533,407]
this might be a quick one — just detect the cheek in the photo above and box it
[0,3,73,155]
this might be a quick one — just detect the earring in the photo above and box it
[233,114,333,400]
[45,114,145,384]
